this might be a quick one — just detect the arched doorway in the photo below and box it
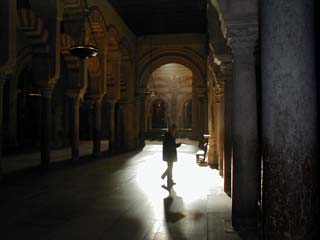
[152,98,166,129]
[138,46,207,141]
[145,63,193,138]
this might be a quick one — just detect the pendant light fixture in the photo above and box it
[69,0,99,59]
[27,86,42,97]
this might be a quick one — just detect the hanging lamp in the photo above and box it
[70,0,99,59]
[27,85,42,97]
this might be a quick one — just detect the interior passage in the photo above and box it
[0,141,240,240]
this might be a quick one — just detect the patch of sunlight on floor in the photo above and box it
[135,143,224,220]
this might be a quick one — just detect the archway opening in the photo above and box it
[152,98,166,129]
[145,63,193,139]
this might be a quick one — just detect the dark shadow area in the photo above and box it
[0,149,142,185]
[314,0,320,229]
[162,189,188,239]
[163,196,185,223]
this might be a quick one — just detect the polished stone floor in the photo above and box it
[0,141,243,240]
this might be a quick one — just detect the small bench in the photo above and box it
[196,142,208,163]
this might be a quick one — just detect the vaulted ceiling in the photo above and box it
[108,0,207,35]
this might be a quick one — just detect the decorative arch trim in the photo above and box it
[139,53,206,90]
[17,8,49,51]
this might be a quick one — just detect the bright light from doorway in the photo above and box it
[135,141,224,219]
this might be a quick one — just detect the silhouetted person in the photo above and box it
[161,124,181,188]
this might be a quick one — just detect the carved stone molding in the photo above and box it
[227,25,258,56]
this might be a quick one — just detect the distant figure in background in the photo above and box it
[161,124,181,188]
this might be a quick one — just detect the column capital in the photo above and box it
[227,24,258,56]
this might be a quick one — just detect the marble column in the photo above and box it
[221,62,232,196]
[93,96,102,157]
[229,25,259,230]
[108,100,116,152]
[261,0,319,238]
[40,88,53,169]
[101,96,109,140]
[66,90,80,162]
[139,96,145,147]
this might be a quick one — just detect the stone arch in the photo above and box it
[61,34,79,71]
[139,49,206,139]
[83,7,109,96]
[138,48,206,90]
[88,6,109,54]
[17,8,49,52]
[145,95,171,120]
[145,96,170,131]
[119,37,134,100]
[120,38,133,60]
[17,8,52,87]
[16,47,33,79]
[178,96,192,119]
[107,24,121,50]
[106,24,121,101]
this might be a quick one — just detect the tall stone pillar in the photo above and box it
[210,96,219,167]
[261,0,319,238]
[66,90,80,162]
[139,96,145,147]
[192,88,199,139]
[101,97,109,140]
[108,100,116,152]
[221,62,232,195]
[229,25,259,230]
[93,96,103,157]
[40,88,53,168]
[215,88,224,176]
[202,96,208,134]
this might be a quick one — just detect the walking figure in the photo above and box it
[161,124,181,189]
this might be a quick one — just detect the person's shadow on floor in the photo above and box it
[163,189,185,223]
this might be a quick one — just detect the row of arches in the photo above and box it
[2,0,137,161]
[1,0,208,170]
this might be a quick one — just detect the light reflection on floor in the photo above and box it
[135,141,224,222]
